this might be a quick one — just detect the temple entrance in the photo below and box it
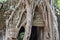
[18,26,44,40]
[30,26,37,40]
[30,26,44,40]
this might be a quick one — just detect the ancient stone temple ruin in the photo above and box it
[0,0,59,40]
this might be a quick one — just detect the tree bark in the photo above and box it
[23,1,33,40]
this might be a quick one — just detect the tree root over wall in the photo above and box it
[5,0,59,40]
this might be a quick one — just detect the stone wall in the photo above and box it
[57,15,60,40]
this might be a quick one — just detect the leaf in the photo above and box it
[20,32,24,39]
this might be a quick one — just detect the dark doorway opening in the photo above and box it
[30,26,37,40]
[18,26,38,40]
[30,27,44,40]
[18,27,25,35]
[18,26,44,40]
[18,27,25,40]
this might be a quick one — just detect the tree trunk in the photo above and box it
[23,1,33,40]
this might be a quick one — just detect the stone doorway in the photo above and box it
[18,26,44,40]
[30,26,44,40]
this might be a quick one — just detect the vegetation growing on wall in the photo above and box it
[54,0,60,14]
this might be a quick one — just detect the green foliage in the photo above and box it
[20,32,24,39]
[54,0,60,15]
[18,32,24,40]
[0,0,7,3]
[57,0,60,9]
